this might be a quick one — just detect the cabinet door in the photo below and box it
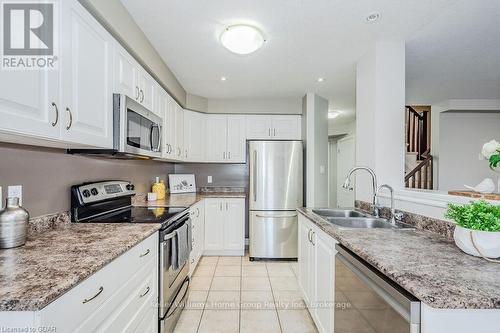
[223,199,245,251]
[184,110,206,162]
[314,230,336,333]
[60,0,113,148]
[204,199,224,250]
[245,115,272,139]
[196,201,205,259]
[162,94,176,159]
[174,104,184,160]
[0,66,60,140]
[138,71,155,112]
[205,115,227,162]
[226,115,246,163]
[272,115,301,139]
[114,44,139,100]
[298,217,312,304]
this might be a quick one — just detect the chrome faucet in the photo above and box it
[376,184,396,225]
[342,166,378,216]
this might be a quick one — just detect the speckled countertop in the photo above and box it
[133,191,246,208]
[297,207,500,309]
[0,223,160,312]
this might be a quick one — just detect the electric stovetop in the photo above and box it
[87,206,187,224]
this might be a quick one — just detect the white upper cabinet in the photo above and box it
[59,0,114,148]
[246,115,301,140]
[226,115,246,162]
[0,63,60,141]
[160,91,175,159]
[174,103,184,160]
[114,44,138,99]
[205,115,228,162]
[137,71,155,112]
[205,115,246,163]
[184,110,206,162]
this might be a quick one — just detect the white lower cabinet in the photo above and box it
[298,214,337,333]
[189,200,205,276]
[204,198,245,255]
[0,233,159,332]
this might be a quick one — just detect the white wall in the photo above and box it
[186,94,209,112]
[207,97,302,114]
[79,0,186,105]
[303,93,329,207]
[438,111,500,190]
[329,119,356,136]
[356,41,406,203]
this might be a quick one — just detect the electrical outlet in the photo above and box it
[207,176,213,184]
[8,185,22,206]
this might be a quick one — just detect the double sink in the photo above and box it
[312,209,412,229]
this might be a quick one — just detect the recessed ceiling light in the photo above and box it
[220,76,227,81]
[220,25,265,55]
[366,12,380,23]
[317,77,325,82]
[328,110,342,119]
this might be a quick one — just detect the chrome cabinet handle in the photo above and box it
[253,150,257,202]
[226,202,228,210]
[191,258,195,264]
[139,249,150,257]
[307,229,312,243]
[65,107,72,130]
[228,151,231,160]
[268,128,271,137]
[274,128,276,137]
[196,207,200,218]
[177,147,181,156]
[139,286,150,298]
[135,86,140,100]
[140,90,144,103]
[219,202,223,211]
[51,102,59,126]
[311,232,316,246]
[223,151,226,160]
[82,286,103,304]
[185,149,188,158]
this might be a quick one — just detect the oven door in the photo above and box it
[116,94,162,158]
[159,216,191,318]
[335,245,421,333]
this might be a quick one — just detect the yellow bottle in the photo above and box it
[152,177,166,200]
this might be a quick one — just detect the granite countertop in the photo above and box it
[297,207,500,309]
[133,191,246,208]
[0,223,160,312]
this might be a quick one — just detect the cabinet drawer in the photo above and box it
[40,232,158,331]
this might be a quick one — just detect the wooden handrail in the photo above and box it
[405,155,431,181]
[405,154,433,190]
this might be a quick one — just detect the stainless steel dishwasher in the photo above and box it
[335,245,421,333]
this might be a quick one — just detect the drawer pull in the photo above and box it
[82,286,103,304]
[139,249,150,257]
[140,286,150,298]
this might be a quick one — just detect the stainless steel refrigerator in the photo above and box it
[249,141,303,259]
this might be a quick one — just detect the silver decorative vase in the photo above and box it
[0,197,29,249]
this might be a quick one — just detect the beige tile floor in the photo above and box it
[174,255,318,333]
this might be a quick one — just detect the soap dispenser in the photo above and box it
[152,177,166,200]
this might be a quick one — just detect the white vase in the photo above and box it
[454,225,500,258]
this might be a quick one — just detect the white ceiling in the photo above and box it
[120,0,498,119]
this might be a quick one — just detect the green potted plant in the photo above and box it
[446,200,500,259]
[482,139,500,172]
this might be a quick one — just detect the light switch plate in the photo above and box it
[319,165,326,174]
[8,185,22,206]
[207,176,213,184]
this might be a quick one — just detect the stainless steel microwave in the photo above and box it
[68,94,162,159]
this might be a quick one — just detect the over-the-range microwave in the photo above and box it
[68,94,162,159]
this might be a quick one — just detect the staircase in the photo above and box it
[405,106,433,189]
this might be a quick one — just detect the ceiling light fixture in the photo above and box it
[220,76,227,81]
[328,110,342,119]
[317,77,325,82]
[220,24,265,55]
[366,12,380,23]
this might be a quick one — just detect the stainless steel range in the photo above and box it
[71,180,190,333]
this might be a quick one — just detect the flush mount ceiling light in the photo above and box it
[366,12,380,23]
[220,25,265,55]
[220,76,227,81]
[317,77,325,82]
[328,110,342,119]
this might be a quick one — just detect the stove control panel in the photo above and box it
[76,181,135,204]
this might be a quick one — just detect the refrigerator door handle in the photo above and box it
[255,214,298,218]
[253,150,257,202]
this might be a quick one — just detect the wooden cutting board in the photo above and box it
[448,190,500,201]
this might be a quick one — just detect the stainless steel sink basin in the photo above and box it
[312,209,367,218]
[326,217,398,229]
